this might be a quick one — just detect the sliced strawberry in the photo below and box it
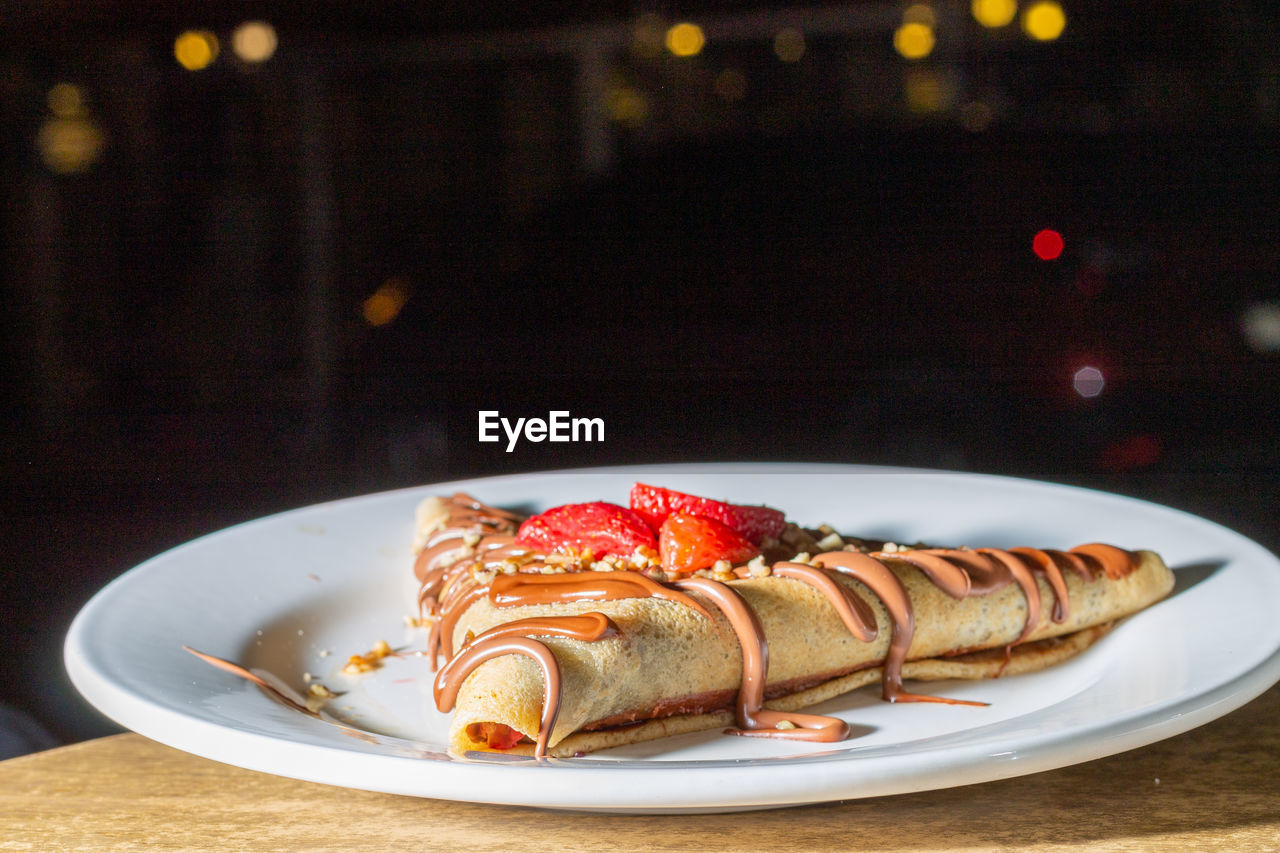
[630,483,787,544]
[466,721,525,750]
[658,512,761,576]
[515,501,657,557]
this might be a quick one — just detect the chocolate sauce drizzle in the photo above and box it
[417,493,1139,756]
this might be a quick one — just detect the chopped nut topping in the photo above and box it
[342,639,394,675]
[305,682,339,712]
[642,566,668,582]
[815,531,845,551]
[470,566,497,587]
[746,555,771,578]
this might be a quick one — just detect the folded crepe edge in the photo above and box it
[447,548,1174,757]
[471,622,1115,758]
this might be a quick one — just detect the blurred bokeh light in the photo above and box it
[36,83,105,174]
[1241,301,1280,353]
[174,29,220,71]
[1072,366,1106,398]
[231,21,278,64]
[1033,229,1065,260]
[773,28,806,63]
[1022,1,1066,41]
[665,22,706,58]
[972,0,1018,28]
[362,278,411,327]
[893,21,936,60]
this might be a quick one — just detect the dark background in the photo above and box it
[2,0,1278,744]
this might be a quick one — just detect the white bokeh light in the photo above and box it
[1072,366,1106,398]
[1241,300,1280,353]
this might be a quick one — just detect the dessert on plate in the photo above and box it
[414,483,1175,758]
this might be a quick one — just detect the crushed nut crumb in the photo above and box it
[305,682,339,712]
[342,639,394,675]
[815,532,845,551]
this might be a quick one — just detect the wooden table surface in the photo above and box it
[2,686,1278,852]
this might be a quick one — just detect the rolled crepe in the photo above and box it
[433,548,1173,756]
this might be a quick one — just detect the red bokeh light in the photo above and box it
[1033,229,1064,260]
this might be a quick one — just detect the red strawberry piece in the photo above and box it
[630,483,787,544]
[470,722,525,750]
[515,501,657,557]
[658,512,761,576]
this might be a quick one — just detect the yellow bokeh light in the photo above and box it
[37,117,106,175]
[893,22,935,60]
[972,0,1017,28]
[1022,0,1066,41]
[773,28,806,63]
[231,21,277,64]
[607,86,650,126]
[904,70,944,113]
[47,83,85,118]
[175,30,219,71]
[665,22,706,57]
[903,4,937,27]
[362,278,410,327]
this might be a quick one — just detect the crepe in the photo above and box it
[414,493,1175,757]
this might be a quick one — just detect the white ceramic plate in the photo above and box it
[66,463,1280,813]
